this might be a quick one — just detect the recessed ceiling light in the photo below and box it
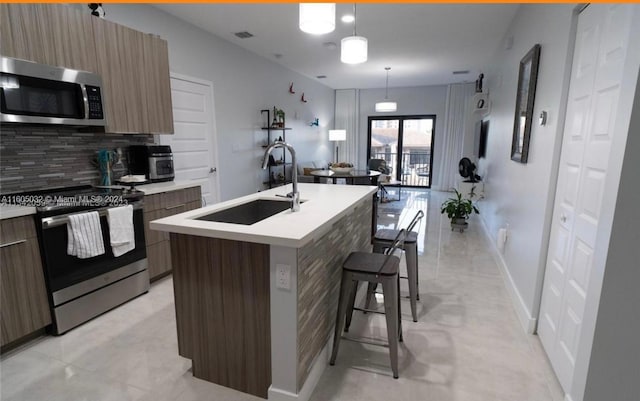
[322,42,337,50]
[316,75,327,79]
[452,70,470,75]
[341,14,354,23]
[234,31,253,39]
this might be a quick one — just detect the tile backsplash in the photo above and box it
[0,126,153,193]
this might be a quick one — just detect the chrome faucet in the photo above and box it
[262,141,300,212]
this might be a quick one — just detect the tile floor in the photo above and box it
[0,188,564,401]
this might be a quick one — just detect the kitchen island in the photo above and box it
[150,183,378,400]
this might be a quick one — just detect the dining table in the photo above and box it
[310,169,381,185]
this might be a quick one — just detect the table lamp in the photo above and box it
[329,129,346,163]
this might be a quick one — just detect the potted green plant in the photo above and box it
[275,108,285,127]
[440,189,479,232]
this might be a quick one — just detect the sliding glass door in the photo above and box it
[368,115,435,188]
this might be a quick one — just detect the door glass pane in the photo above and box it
[401,118,433,187]
[370,119,399,178]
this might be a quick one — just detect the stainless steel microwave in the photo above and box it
[0,56,106,126]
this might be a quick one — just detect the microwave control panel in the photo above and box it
[85,85,104,120]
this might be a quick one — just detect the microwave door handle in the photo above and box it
[80,84,89,120]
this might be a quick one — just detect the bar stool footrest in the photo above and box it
[341,335,390,349]
[353,306,385,315]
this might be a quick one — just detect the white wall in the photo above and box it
[357,85,447,188]
[479,4,576,329]
[98,4,334,200]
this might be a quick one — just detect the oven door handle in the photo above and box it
[41,202,144,229]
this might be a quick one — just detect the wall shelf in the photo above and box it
[260,109,292,189]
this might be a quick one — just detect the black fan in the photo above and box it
[459,157,481,183]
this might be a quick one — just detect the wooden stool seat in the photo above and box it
[343,252,400,276]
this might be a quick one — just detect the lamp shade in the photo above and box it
[375,101,397,112]
[299,3,335,35]
[329,129,347,141]
[340,36,368,64]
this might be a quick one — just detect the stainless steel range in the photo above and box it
[26,185,149,334]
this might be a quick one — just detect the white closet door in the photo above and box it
[538,3,633,392]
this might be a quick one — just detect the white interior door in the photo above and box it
[538,3,633,392]
[159,74,219,205]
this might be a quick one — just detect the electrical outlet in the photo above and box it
[276,264,291,290]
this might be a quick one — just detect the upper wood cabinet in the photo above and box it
[0,4,174,135]
[92,18,173,134]
[142,34,174,134]
[92,18,146,134]
[0,4,97,73]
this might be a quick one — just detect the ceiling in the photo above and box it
[154,3,520,90]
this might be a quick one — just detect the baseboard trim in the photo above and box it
[268,339,331,401]
[479,218,538,334]
[268,386,298,401]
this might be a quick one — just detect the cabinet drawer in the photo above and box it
[160,187,201,210]
[143,187,201,212]
[185,200,201,212]
[147,240,172,280]
[0,215,37,245]
[143,193,162,212]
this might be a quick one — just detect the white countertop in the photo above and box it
[0,204,37,220]
[104,180,205,195]
[150,183,378,248]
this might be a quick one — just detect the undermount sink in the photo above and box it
[195,199,293,225]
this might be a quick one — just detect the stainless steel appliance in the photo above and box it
[0,56,106,126]
[128,145,175,182]
[26,186,148,334]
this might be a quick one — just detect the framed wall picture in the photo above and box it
[511,44,541,163]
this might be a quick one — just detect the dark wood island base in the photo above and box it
[151,184,378,401]
[170,234,271,398]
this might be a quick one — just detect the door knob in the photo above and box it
[210,167,217,173]
[560,215,567,223]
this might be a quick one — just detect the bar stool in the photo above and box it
[330,229,406,379]
[366,210,424,322]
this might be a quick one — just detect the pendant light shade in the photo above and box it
[375,101,397,112]
[329,129,346,141]
[340,4,367,64]
[375,67,397,112]
[340,36,368,64]
[299,3,335,35]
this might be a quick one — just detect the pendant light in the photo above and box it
[299,3,335,35]
[340,4,367,64]
[375,67,397,112]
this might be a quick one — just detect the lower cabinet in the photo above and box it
[146,240,173,279]
[0,216,51,347]
[143,187,201,281]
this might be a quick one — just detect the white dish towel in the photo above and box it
[107,205,135,257]
[67,211,106,259]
